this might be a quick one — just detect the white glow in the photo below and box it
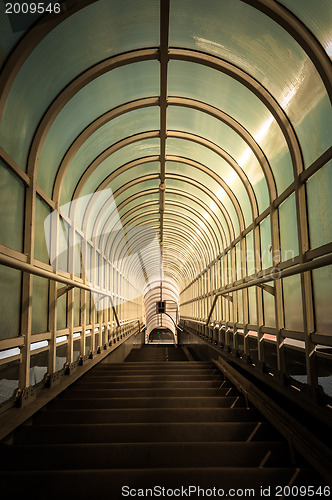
[56,335,68,344]
[217,189,225,201]
[199,220,205,229]
[326,40,332,57]
[85,329,91,335]
[73,332,81,339]
[204,212,210,220]
[30,341,48,351]
[210,201,217,211]
[0,348,20,360]
[196,229,202,236]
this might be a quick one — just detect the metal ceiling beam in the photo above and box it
[26,48,159,178]
[53,97,159,201]
[159,0,170,301]
[243,0,332,103]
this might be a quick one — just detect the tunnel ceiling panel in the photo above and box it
[39,101,160,198]
[0,0,159,170]
[0,0,331,305]
[278,0,332,56]
[169,0,326,104]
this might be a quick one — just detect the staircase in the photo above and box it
[0,344,322,498]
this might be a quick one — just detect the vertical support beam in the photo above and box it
[159,0,170,305]
[296,180,317,387]
[270,203,286,375]
[253,220,265,365]
[48,281,57,374]
[81,288,86,357]
[291,132,317,388]
[241,236,250,358]
[20,166,36,389]
[67,287,74,363]
[231,245,238,352]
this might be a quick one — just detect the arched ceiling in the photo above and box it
[0,0,331,297]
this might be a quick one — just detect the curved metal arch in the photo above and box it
[26,48,159,177]
[22,47,303,188]
[121,241,198,284]
[144,284,179,301]
[90,157,160,239]
[242,0,332,103]
[166,173,236,240]
[115,210,217,268]
[118,199,225,255]
[108,198,221,258]
[54,98,261,218]
[167,102,270,208]
[169,48,304,177]
[99,186,230,257]
[110,216,213,277]
[97,192,227,255]
[53,97,159,201]
[1,0,330,124]
[71,131,160,219]
[166,155,245,230]
[77,136,245,236]
[95,176,235,256]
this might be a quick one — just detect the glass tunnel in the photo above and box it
[0,0,331,416]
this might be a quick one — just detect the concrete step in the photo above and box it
[70,379,224,389]
[61,387,238,398]
[48,395,240,409]
[14,421,279,444]
[0,441,291,470]
[34,407,262,424]
[0,467,312,499]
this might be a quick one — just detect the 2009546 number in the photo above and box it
[5,3,61,14]
[275,485,330,497]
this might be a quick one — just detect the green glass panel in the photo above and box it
[168,105,273,210]
[169,0,308,100]
[169,0,331,169]
[260,216,272,270]
[293,94,332,167]
[168,60,273,156]
[167,159,246,229]
[237,291,243,324]
[57,218,69,273]
[283,275,303,331]
[31,276,48,334]
[0,2,29,70]
[0,161,24,252]
[57,288,67,331]
[278,0,332,57]
[0,265,21,339]
[34,196,51,263]
[74,288,81,327]
[248,286,257,325]
[263,283,276,328]
[62,138,160,211]
[166,139,243,235]
[246,231,255,276]
[114,178,160,213]
[307,160,332,249]
[166,178,232,245]
[74,232,82,277]
[279,193,299,262]
[235,243,241,280]
[39,96,160,197]
[109,162,160,194]
[312,265,332,334]
[1,0,159,171]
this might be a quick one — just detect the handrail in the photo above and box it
[0,252,121,327]
[213,357,332,486]
[206,253,332,325]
